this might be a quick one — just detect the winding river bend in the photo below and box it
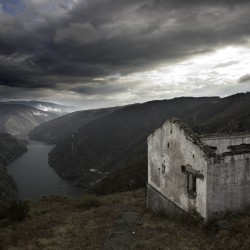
[7,140,83,200]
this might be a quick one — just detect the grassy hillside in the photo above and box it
[92,92,250,194]
[0,189,249,250]
[48,97,217,184]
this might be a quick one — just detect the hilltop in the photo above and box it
[0,189,249,250]
[2,101,75,115]
[0,104,58,137]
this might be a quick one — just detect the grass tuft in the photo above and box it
[74,195,101,209]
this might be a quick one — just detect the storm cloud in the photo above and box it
[0,0,250,107]
[239,74,250,83]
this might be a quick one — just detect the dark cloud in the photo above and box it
[72,84,125,95]
[238,74,250,83]
[0,0,250,101]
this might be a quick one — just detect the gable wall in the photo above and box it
[148,120,208,218]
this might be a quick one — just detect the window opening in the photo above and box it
[181,165,204,198]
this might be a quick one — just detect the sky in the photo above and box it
[0,0,250,109]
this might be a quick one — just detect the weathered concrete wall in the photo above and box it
[207,153,250,216]
[201,135,250,154]
[146,184,185,216]
[148,120,207,218]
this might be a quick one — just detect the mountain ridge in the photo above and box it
[0,104,58,137]
[30,106,123,144]
[1,100,77,114]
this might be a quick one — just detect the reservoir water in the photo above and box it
[7,140,83,200]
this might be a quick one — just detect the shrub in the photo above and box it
[75,195,101,209]
[41,195,69,202]
[0,200,29,222]
[0,202,8,220]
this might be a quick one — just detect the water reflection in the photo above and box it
[7,140,83,200]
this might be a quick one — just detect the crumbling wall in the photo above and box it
[147,120,207,218]
[207,153,250,216]
[201,134,250,154]
[147,120,250,220]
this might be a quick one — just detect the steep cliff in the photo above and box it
[0,133,27,200]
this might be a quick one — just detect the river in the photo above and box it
[7,140,83,200]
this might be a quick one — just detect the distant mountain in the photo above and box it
[0,104,58,137]
[0,133,27,200]
[2,101,76,115]
[29,106,123,144]
[182,92,250,134]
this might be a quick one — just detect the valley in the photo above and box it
[0,93,250,249]
[29,92,250,195]
[7,140,83,200]
[1,92,250,200]
[0,101,79,201]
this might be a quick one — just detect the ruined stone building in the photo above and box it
[147,118,250,220]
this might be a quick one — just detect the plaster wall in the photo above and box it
[207,153,250,216]
[146,184,186,216]
[148,120,207,218]
[201,135,250,154]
